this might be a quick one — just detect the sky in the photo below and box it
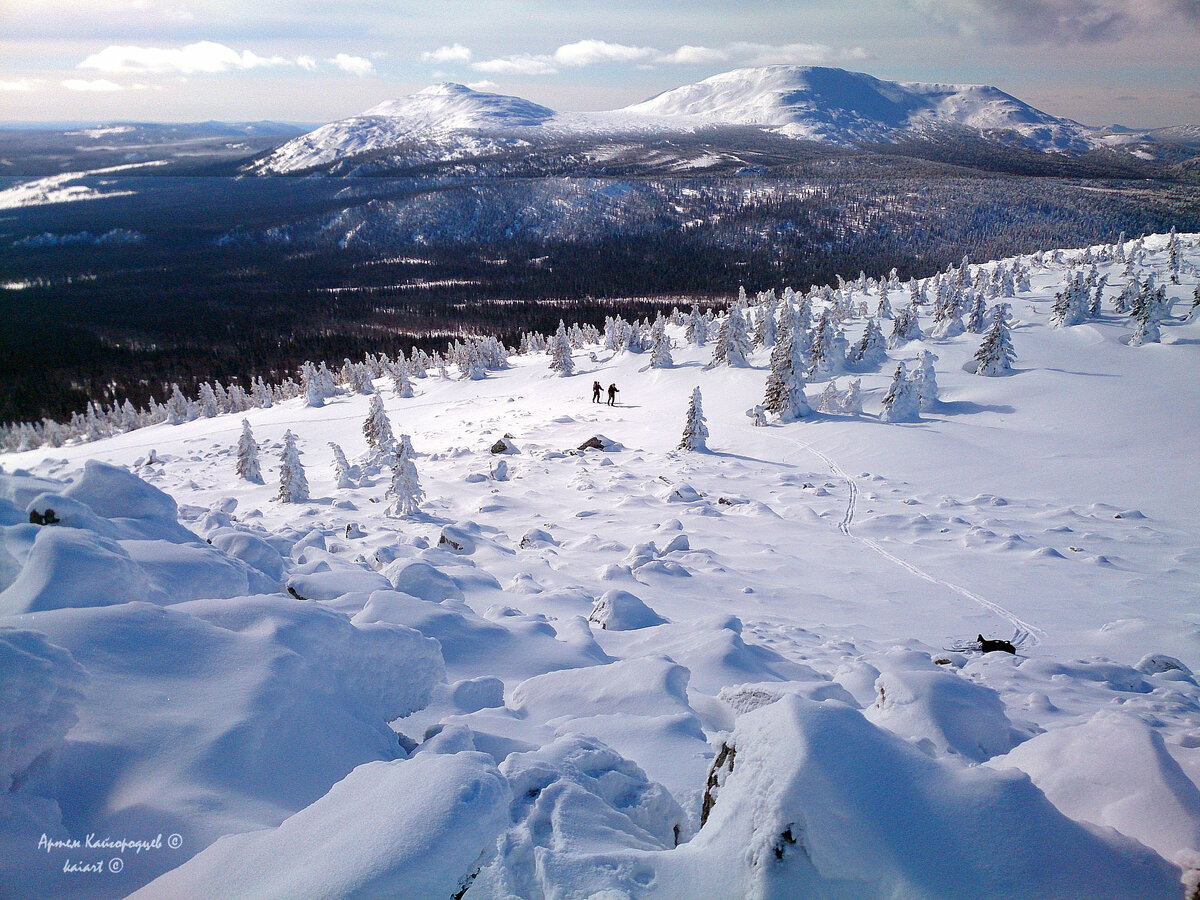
[1,0,1198,128]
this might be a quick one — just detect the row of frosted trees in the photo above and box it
[234,390,425,517]
[3,232,1193,453]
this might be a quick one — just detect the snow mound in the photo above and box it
[128,751,509,900]
[987,710,1200,863]
[865,650,1026,762]
[588,588,668,630]
[685,695,1181,899]
[473,734,686,896]
[6,596,443,897]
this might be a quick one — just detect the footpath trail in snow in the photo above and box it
[757,422,1047,644]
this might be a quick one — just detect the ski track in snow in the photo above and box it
[765,426,1046,643]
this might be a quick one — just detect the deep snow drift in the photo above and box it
[1,233,1199,898]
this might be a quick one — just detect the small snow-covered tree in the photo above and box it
[387,451,424,517]
[198,383,219,418]
[880,363,920,423]
[392,356,415,398]
[1129,279,1167,346]
[329,442,355,490]
[684,305,708,346]
[363,391,396,454]
[1167,226,1180,284]
[648,314,674,369]
[548,321,576,376]
[911,350,939,411]
[965,292,990,334]
[235,419,262,483]
[841,378,863,416]
[396,433,416,461]
[971,304,1017,376]
[277,430,309,503]
[165,384,192,425]
[677,387,709,451]
[808,310,844,380]
[850,317,888,367]
[707,306,753,368]
[816,381,842,414]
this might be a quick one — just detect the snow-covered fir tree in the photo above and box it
[548,321,576,376]
[393,362,415,399]
[1167,227,1181,284]
[880,363,921,423]
[816,381,842,414]
[329,442,355,490]
[277,430,309,503]
[387,451,424,517]
[1129,278,1168,346]
[762,306,812,422]
[965,291,990,334]
[808,310,845,380]
[850,317,889,367]
[684,305,708,345]
[911,349,939,411]
[397,433,416,461]
[363,391,396,454]
[235,419,262,484]
[707,306,753,368]
[165,384,191,425]
[648,315,674,369]
[971,304,1017,376]
[198,383,219,418]
[677,387,709,451]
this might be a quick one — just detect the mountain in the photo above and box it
[620,66,1092,150]
[253,66,1194,175]
[255,83,557,173]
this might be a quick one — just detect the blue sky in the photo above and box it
[1,0,1197,127]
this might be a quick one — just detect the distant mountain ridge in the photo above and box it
[254,66,1195,175]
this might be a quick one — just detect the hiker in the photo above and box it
[592,381,602,403]
[607,383,619,406]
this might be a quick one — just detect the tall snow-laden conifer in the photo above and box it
[678,387,709,451]
[277,430,309,503]
[363,391,396,454]
[648,314,674,369]
[707,306,753,368]
[972,304,1017,376]
[235,419,262,484]
[548,320,576,376]
[762,305,812,422]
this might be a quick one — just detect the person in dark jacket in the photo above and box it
[607,384,619,406]
[592,381,602,403]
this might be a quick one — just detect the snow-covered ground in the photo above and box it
[2,234,1199,898]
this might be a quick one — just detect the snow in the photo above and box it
[1,233,1199,897]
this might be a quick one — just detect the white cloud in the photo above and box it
[0,79,39,92]
[466,79,498,91]
[62,78,123,91]
[658,45,731,65]
[79,41,291,75]
[296,55,318,71]
[421,44,472,63]
[328,53,373,76]
[472,54,559,76]
[552,40,656,67]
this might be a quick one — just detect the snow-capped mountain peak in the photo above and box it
[255,83,556,173]
[361,83,556,130]
[621,65,1083,147]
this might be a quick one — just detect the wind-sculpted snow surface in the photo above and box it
[1,233,1199,897]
